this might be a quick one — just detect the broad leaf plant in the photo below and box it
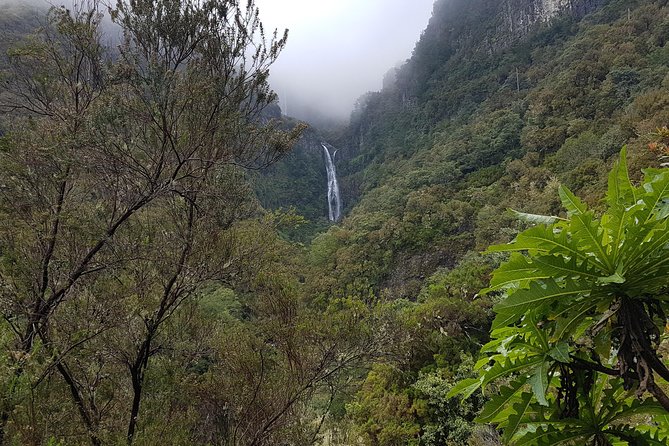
[451,149,669,445]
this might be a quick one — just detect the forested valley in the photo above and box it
[0,0,669,445]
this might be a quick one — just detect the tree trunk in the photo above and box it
[0,409,9,446]
[126,335,153,446]
[126,369,143,446]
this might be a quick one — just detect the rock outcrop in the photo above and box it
[503,0,606,35]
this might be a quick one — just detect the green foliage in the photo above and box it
[411,359,487,446]
[2,0,668,443]
[344,254,496,445]
[452,149,669,444]
[301,0,669,311]
[300,1,669,443]
[0,3,42,59]
[347,364,422,446]
[253,126,329,235]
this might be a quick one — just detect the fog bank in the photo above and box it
[1,0,436,124]
[255,0,435,124]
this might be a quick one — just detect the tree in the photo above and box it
[0,1,300,443]
[451,148,669,444]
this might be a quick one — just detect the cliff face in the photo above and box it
[503,0,606,35]
[413,0,608,58]
[392,0,609,97]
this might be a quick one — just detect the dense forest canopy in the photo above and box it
[0,0,668,445]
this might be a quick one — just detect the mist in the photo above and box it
[1,0,436,124]
[255,0,435,124]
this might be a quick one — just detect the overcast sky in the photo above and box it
[255,0,435,122]
[2,0,435,122]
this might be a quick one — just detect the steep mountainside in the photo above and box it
[0,3,43,56]
[262,0,612,224]
[314,0,668,297]
[304,1,669,443]
[1,1,668,444]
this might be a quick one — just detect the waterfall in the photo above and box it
[322,143,342,222]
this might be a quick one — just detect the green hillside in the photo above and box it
[0,0,668,444]
[0,3,43,56]
[295,0,669,443]
[311,0,669,299]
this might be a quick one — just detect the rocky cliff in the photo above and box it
[418,0,608,56]
[503,0,606,35]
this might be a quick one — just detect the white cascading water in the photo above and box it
[322,143,342,222]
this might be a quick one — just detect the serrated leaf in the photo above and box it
[559,185,587,216]
[488,224,590,266]
[571,213,613,271]
[446,377,483,400]
[503,392,534,442]
[510,209,565,225]
[551,300,597,342]
[529,362,549,406]
[482,356,542,386]
[485,253,545,292]
[620,221,669,277]
[512,425,588,446]
[532,255,601,280]
[548,342,570,363]
[605,425,669,446]
[476,378,526,423]
[494,279,591,325]
[607,147,636,209]
[638,168,669,225]
[607,398,668,424]
[492,310,525,330]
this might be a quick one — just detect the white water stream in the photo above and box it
[322,143,342,222]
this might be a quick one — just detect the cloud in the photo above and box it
[255,0,435,123]
[0,0,435,124]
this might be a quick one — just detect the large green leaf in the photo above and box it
[476,378,526,423]
[494,279,591,327]
[510,209,565,225]
[489,224,595,267]
[558,185,587,216]
[638,168,669,225]
[547,342,570,363]
[626,221,669,279]
[529,362,549,406]
[503,392,535,442]
[606,398,668,425]
[512,425,590,446]
[551,300,597,342]
[492,310,527,330]
[606,146,636,209]
[446,376,483,400]
[571,213,613,272]
[485,252,547,292]
[482,356,543,386]
[605,425,669,446]
[532,255,600,280]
